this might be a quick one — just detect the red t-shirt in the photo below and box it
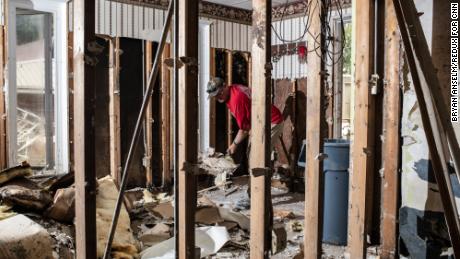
[226,84,283,131]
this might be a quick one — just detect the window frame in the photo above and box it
[7,0,68,173]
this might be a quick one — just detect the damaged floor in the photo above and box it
[0,160,380,259]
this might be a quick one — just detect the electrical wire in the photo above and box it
[271,0,347,67]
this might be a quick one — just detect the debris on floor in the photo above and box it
[0,179,53,211]
[0,214,55,259]
[0,162,32,185]
[45,187,75,223]
[0,161,342,259]
[141,226,230,259]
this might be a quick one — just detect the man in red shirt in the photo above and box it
[207,77,284,156]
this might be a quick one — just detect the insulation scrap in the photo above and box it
[96,175,139,258]
[0,204,16,220]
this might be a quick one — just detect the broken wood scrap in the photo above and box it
[271,223,287,254]
[46,171,75,192]
[45,187,75,223]
[274,209,296,220]
[0,162,32,185]
[138,223,172,247]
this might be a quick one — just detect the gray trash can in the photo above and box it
[323,139,350,245]
[297,139,350,245]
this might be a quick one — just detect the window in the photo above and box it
[7,0,68,173]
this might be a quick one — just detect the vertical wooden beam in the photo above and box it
[177,0,199,257]
[0,24,7,169]
[109,37,121,184]
[161,43,171,185]
[380,1,400,257]
[249,0,272,258]
[347,0,376,257]
[145,41,154,186]
[74,0,97,257]
[243,52,252,88]
[209,48,216,148]
[333,24,344,139]
[68,16,75,173]
[327,83,334,139]
[304,1,325,258]
[226,50,233,148]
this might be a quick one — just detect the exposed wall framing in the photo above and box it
[226,50,233,148]
[109,37,122,183]
[0,21,6,169]
[347,0,376,257]
[160,43,171,185]
[303,1,325,257]
[145,41,154,186]
[249,0,272,257]
[380,0,401,257]
[177,0,199,257]
[73,0,97,256]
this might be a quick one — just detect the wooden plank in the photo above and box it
[209,48,216,148]
[161,43,171,185]
[226,50,233,148]
[73,0,97,257]
[0,25,6,170]
[347,0,376,257]
[109,37,121,184]
[145,41,153,186]
[393,0,460,256]
[380,1,400,257]
[177,0,199,257]
[249,0,272,257]
[304,1,325,258]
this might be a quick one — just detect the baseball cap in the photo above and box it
[207,77,225,99]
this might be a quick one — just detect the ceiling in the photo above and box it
[206,0,299,10]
